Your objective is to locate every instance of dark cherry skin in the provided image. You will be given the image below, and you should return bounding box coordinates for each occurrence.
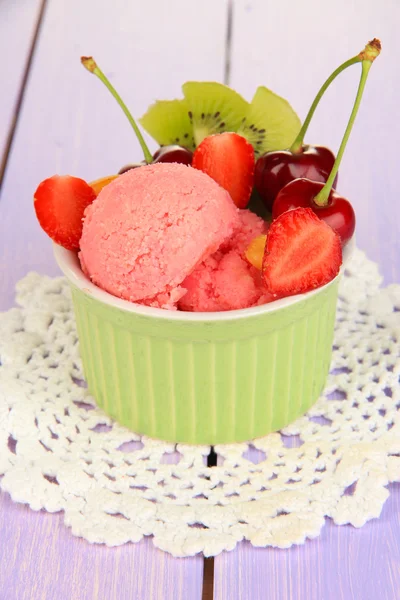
[118,161,145,174]
[272,178,355,246]
[255,145,338,211]
[119,145,193,174]
[153,145,193,165]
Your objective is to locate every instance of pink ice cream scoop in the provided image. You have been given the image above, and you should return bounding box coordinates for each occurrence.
[79,163,240,308]
[179,210,272,312]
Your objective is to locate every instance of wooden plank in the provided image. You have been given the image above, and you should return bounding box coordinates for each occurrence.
[0,0,44,179]
[0,0,230,597]
[214,1,400,598]
[214,487,400,600]
[229,0,400,283]
[0,491,204,600]
[0,0,230,310]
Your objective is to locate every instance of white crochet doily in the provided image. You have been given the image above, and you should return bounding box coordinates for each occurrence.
[0,248,399,558]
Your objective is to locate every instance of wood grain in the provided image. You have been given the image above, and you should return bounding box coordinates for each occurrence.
[0,0,230,597]
[1,0,399,598]
[228,0,400,284]
[0,0,44,175]
[0,0,230,309]
[0,491,204,600]
[214,1,400,598]
[214,485,400,600]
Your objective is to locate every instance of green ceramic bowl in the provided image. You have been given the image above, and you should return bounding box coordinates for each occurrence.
[54,242,352,445]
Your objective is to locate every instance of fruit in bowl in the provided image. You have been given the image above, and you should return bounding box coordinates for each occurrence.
[254,38,381,211]
[33,41,380,444]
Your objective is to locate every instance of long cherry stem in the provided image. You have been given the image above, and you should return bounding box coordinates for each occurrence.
[314,39,381,206]
[81,57,153,164]
[290,56,361,154]
[289,39,381,155]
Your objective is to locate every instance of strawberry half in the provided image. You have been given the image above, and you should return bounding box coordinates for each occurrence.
[263,207,342,298]
[192,132,255,208]
[34,175,97,250]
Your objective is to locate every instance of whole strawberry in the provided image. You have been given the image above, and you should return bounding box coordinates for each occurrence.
[192,132,255,208]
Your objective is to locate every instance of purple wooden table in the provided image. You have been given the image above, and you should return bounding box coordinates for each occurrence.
[0,1,399,598]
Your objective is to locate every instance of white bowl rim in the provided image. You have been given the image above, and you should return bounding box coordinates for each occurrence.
[54,237,354,322]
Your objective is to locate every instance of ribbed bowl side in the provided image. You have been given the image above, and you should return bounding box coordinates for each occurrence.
[70,278,339,445]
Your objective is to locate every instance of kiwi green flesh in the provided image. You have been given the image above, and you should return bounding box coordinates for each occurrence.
[182,81,249,146]
[139,99,195,151]
[237,86,301,158]
[140,83,301,157]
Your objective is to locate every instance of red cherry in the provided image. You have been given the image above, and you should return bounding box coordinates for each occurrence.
[270,39,382,246]
[253,41,384,212]
[255,145,338,211]
[272,178,355,246]
[119,145,193,174]
[153,145,193,165]
[118,161,146,174]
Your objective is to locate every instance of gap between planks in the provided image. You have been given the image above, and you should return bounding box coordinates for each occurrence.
[202,448,219,600]
[224,0,234,85]
[3,1,233,598]
[0,0,48,191]
[202,558,215,600]
[202,0,233,594]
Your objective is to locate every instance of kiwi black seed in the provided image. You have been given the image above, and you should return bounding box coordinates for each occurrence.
[140,99,195,151]
[140,83,301,157]
[182,81,249,147]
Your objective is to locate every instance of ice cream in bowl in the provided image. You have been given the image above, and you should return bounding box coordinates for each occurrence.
[34,42,380,444]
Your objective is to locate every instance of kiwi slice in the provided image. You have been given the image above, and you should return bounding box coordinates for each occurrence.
[237,86,301,158]
[182,82,249,146]
[139,99,195,150]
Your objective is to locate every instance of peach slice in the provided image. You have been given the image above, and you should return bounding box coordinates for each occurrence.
[245,234,267,270]
[90,175,118,196]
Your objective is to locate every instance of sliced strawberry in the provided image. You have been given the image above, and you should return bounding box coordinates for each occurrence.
[34,175,96,250]
[192,132,255,208]
[263,207,342,298]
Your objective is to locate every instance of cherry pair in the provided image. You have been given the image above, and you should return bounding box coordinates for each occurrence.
[255,39,381,245]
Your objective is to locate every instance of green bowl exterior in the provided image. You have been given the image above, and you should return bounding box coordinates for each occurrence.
[70,278,339,445]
